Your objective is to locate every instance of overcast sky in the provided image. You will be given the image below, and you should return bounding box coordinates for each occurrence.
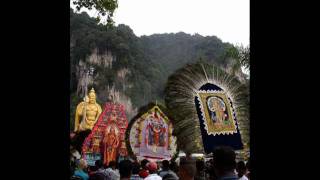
[71,0,249,46]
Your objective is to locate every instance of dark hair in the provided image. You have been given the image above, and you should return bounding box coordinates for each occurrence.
[132,162,141,174]
[90,165,98,172]
[179,157,196,177]
[246,159,250,170]
[169,161,179,173]
[237,161,246,171]
[108,161,117,168]
[162,160,170,169]
[95,160,103,169]
[141,159,149,168]
[237,161,247,177]
[213,146,236,172]
[196,159,205,172]
[89,172,107,180]
[119,160,133,178]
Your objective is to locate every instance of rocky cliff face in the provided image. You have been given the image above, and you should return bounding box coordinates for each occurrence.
[87,48,115,68]
[75,48,137,120]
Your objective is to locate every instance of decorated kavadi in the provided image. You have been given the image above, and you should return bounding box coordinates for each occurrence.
[165,63,249,154]
[82,102,129,166]
[126,104,177,161]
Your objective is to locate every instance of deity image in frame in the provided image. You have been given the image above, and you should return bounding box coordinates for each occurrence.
[197,91,237,135]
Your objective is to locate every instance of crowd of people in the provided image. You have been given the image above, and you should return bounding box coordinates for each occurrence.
[70,146,250,180]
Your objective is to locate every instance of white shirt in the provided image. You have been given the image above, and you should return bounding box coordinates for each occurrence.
[238,175,249,180]
[104,168,120,180]
[144,173,162,180]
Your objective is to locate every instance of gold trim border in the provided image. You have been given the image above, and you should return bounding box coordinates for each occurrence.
[196,90,238,136]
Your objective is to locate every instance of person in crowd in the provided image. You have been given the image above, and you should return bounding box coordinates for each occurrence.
[158,160,178,179]
[212,146,237,180]
[119,160,133,180]
[70,160,77,177]
[88,166,95,177]
[130,162,143,180]
[89,160,107,180]
[236,161,248,180]
[95,160,106,175]
[245,160,250,179]
[207,159,218,180]
[178,157,196,180]
[195,159,206,180]
[89,169,107,180]
[163,173,178,180]
[71,146,81,161]
[74,159,90,180]
[144,162,162,180]
[138,159,149,178]
[169,161,179,175]
[104,161,120,180]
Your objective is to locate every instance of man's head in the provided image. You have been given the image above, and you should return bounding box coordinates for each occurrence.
[95,160,103,169]
[119,160,132,178]
[108,161,117,170]
[236,161,247,177]
[213,146,236,177]
[169,161,178,173]
[141,159,149,169]
[146,161,158,174]
[196,159,205,172]
[162,160,170,170]
[132,162,141,175]
[178,157,196,180]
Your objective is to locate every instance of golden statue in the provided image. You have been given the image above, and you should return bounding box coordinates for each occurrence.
[103,126,119,165]
[74,88,102,132]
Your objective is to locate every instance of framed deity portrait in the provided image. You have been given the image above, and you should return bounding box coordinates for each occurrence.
[197,90,238,135]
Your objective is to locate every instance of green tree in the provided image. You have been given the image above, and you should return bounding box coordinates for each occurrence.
[237,45,250,71]
[72,0,118,25]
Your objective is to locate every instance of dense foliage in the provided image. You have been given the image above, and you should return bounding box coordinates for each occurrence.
[72,0,118,25]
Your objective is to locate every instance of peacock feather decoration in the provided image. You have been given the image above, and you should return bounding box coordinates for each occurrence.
[164,62,249,154]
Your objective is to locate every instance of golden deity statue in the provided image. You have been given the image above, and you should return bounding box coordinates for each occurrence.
[74,88,102,132]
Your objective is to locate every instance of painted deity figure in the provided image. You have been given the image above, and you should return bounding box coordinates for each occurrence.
[207,97,227,124]
[110,109,117,123]
[92,137,100,153]
[103,126,119,166]
[146,109,166,147]
[74,88,102,132]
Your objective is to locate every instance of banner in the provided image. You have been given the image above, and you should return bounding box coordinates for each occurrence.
[195,83,243,153]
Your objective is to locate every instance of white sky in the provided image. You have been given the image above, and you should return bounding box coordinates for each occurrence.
[71,0,249,46]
